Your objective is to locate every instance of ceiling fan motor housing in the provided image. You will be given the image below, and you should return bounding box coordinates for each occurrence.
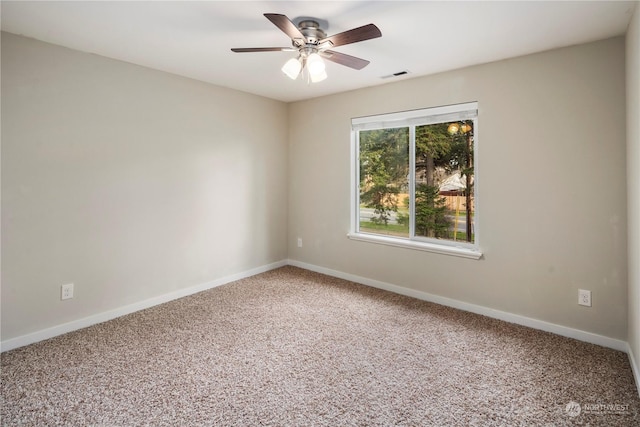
[295,20,326,47]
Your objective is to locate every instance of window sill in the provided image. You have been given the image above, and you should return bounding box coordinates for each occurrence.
[347,232,483,260]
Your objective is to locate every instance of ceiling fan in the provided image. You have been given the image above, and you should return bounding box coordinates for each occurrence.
[231,13,382,83]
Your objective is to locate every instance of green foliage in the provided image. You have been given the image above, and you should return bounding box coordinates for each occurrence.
[415,123,452,174]
[414,184,450,238]
[447,124,474,171]
[361,185,399,225]
[396,196,410,226]
[359,221,409,237]
[358,119,474,242]
[359,128,409,224]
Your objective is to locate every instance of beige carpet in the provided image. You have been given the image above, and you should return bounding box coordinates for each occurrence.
[1,266,639,426]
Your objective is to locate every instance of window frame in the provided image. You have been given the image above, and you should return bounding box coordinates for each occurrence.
[348,102,482,260]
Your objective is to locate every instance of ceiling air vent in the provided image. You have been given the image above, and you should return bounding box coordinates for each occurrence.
[381,70,410,79]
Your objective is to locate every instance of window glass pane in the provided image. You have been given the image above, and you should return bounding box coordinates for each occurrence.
[359,127,410,238]
[415,121,474,243]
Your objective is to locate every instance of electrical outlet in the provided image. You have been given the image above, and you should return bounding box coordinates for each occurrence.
[578,289,591,307]
[61,283,74,300]
[297,238,303,248]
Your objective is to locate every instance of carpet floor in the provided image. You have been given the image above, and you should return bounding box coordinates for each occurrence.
[1,266,639,426]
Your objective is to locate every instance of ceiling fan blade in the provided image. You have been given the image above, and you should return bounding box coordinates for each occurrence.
[264,13,306,46]
[319,24,381,48]
[320,50,370,70]
[231,47,296,53]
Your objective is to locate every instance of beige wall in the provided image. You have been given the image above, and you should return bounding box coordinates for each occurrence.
[627,4,640,387]
[0,30,633,352]
[1,33,289,341]
[288,37,628,340]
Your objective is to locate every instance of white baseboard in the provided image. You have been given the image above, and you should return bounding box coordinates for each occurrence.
[0,260,288,353]
[629,344,640,398]
[1,258,631,359]
[287,259,628,353]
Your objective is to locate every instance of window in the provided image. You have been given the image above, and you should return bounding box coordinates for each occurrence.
[349,102,481,259]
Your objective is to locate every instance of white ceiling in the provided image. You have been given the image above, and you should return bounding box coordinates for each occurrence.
[1,1,636,103]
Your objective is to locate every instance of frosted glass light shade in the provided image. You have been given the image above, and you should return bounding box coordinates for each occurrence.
[310,69,328,83]
[306,53,325,76]
[282,57,302,80]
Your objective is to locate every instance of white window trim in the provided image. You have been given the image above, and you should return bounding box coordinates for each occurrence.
[346,232,482,259]
[349,102,482,260]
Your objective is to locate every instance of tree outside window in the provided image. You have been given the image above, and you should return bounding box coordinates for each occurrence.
[355,103,477,248]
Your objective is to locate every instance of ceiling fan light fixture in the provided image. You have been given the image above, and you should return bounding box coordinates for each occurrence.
[306,52,326,76]
[232,13,382,85]
[310,69,328,83]
[282,57,302,79]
